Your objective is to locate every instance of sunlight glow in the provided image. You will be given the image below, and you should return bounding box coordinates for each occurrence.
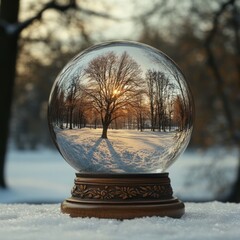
[113,89,121,96]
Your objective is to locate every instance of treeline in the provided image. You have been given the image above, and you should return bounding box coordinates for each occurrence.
[49,52,192,135]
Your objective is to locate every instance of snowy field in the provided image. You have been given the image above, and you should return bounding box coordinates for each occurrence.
[1,147,238,203]
[56,128,191,173]
[0,202,240,240]
[0,148,239,239]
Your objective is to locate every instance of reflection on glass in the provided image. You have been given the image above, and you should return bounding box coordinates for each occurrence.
[48,41,194,173]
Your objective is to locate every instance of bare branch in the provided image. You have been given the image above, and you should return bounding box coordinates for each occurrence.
[206,0,235,44]
[76,6,120,20]
[129,0,167,21]
[0,0,119,37]
[0,0,76,36]
[16,2,75,34]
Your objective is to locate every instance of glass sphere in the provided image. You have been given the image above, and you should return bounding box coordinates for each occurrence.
[48,41,194,173]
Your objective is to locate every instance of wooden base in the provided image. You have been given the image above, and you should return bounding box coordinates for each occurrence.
[61,173,185,219]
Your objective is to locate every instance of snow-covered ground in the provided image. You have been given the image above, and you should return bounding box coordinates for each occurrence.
[1,150,74,203]
[55,128,191,173]
[1,202,240,240]
[1,147,238,203]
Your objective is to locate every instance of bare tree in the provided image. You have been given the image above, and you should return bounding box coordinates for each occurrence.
[74,94,89,129]
[0,0,119,188]
[48,83,65,129]
[154,71,170,132]
[84,51,143,138]
[173,95,185,131]
[146,69,172,132]
[205,0,240,202]
[146,69,156,131]
[133,92,148,132]
[65,75,82,129]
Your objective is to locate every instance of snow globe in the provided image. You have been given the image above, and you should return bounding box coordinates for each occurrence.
[48,41,194,218]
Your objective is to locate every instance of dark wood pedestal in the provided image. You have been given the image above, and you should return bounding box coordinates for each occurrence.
[61,173,185,219]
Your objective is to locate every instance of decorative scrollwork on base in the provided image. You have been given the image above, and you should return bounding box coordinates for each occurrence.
[71,183,173,201]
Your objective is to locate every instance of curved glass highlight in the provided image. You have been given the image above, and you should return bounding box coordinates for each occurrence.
[48,41,194,173]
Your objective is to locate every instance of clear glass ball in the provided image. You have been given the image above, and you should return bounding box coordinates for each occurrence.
[48,41,194,173]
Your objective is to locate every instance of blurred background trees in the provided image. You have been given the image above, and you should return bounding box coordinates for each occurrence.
[0,0,240,201]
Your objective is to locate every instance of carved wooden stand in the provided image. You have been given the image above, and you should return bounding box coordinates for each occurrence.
[61,173,184,219]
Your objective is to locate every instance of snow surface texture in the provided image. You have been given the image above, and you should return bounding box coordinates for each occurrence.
[56,128,191,173]
[0,202,240,240]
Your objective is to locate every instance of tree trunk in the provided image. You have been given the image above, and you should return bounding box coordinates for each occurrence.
[101,111,111,138]
[0,0,20,188]
[150,106,154,131]
[69,108,73,129]
[66,108,69,128]
[226,150,240,202]
[101,125,108,138]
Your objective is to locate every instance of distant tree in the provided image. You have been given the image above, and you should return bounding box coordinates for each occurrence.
[154,71,169,132]
[48,82,65,129]
[133,92,148,132]
[204,0,240,202]
[65,75,82,129]
[146,69,156,131]
[84,51,143,138]
[146,69,173,132]
[173,95,185,131]
[74,94,88,129]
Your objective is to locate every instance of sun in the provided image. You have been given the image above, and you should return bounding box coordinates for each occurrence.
[113,89,121,96]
